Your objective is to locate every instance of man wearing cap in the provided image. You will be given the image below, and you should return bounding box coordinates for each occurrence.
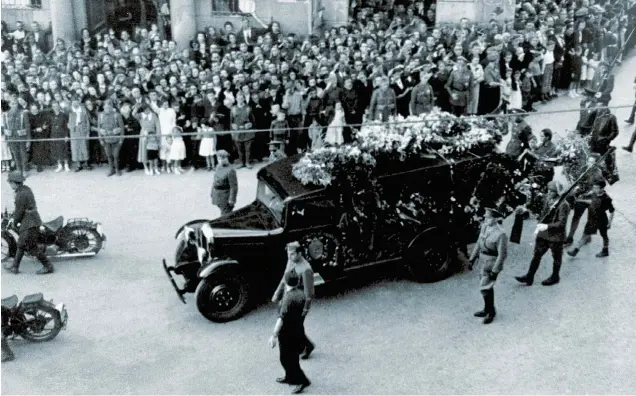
[369,76,397,122]
[272,242,316,361]
[516,181,570,286]
[445,56,472,116]
[269,269,311,394]
[4,171,54,275]
[211,150,238,216]
[410,64,435,116]
[468,207,508,324]
[97,99,125,176]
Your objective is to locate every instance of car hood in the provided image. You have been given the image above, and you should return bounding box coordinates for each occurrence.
[207,201,280,237]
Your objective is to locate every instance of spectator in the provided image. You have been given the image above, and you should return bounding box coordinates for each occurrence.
[67,97,90,171]
[49,101,70,173]
[97,99,125,176]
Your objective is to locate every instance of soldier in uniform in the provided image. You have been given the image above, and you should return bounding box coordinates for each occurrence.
[368,76,397,122]
[3,171,54,275]
[409,64,435,116]
[515,181,570,286]
[445,56,473,116]
[210,150,238,216]
[468,208,508,325]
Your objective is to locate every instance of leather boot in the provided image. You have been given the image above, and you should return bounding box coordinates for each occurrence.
[596,247,609,257]
[36,256,54,275]
[567,248,579,257]
[622,131,636,152]
[4,250,24,274]
[542,260,561,286]
[474,290,488,317]
[483,290,496,324]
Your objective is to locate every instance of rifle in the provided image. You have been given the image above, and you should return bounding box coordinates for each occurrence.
[509,147,614,244]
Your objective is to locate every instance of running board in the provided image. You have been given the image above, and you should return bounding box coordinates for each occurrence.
[50,252,98,259]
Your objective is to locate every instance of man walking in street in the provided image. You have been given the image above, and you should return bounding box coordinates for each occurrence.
[211,150,238,216]
[3,171,54,275]
[272,242,316,360]
[515,181,570,286]
[621,76,636,152]
[269,270,312,394]
[97,99,125,176]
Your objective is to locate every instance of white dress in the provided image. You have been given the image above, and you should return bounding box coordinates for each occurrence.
[157,108,176,160]
[198,128,216,157]
[1,135,12,161]
[509,87,523,110]
[169,137,186,160]
[324,109,345,146]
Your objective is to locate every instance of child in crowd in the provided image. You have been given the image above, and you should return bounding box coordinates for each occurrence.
[168,126,186,174]
[308,117,324,151]
[145,125,161,176]
[580,48,589,93]
[586,51,600,90]
[521,69,535,112]
[567,180,614,258]
[501,69,513,113]
[198,120,216,171]
[270,110,290,153]
[1,132,12,172]
[510,69,523,110]
[568,46,583,98]
[268,140,287,163]
[325,102,345,146]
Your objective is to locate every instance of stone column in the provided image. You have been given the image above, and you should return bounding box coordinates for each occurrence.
[170,0,197,49]
[50,0,77,45]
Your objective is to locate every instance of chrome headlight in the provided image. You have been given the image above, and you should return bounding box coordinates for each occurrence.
[199,223,215,246]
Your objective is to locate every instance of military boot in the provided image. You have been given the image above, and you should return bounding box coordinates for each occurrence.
[474,290,488,318]
[596,247,609,258]
[483,290,496,325]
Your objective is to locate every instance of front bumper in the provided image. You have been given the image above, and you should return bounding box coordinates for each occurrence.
[162,259,187,304]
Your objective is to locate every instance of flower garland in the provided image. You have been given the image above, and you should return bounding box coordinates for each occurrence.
[553,131,592,184]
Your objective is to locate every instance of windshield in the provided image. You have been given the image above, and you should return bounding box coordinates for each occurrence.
[257,179,285,222]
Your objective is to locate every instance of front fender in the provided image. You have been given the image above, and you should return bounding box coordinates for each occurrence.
[174,219,211,239]
[407,226,439,250]
[198,259,240,279]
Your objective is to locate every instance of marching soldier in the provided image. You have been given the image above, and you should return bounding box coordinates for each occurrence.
[3,171,54,275]
[516,181,570,286]
[210,150,238,216]
[468,208,508,325]
[445,56,473,116]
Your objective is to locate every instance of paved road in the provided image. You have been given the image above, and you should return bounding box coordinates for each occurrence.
[2,57,636,394]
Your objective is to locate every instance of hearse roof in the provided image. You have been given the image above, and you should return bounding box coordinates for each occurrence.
[258,153,493,199]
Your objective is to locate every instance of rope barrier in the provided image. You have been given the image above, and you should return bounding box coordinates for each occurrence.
[3,103,634,143]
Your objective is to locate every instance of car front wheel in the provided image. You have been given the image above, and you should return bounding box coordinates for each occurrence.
[195,270,251,323]
[406,231,457,283]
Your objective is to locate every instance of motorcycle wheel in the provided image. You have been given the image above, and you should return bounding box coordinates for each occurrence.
[1,231,17,263]
[19,301,62,342]
[64,226,103,254]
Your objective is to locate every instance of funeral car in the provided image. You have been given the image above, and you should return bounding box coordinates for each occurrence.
[162,153,521,322]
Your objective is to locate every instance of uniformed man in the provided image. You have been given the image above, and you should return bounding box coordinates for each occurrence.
[272,242,316,360]
[210,150,238,216]
[409,63,435,116]
[515,181,570,286]
[445,56,473,116]
[468,208,508,325]
[3,171,54,275]
[269,270,312,394]
[368,76,397,122]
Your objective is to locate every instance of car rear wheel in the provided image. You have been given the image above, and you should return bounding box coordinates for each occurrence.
[406,231,457,283]
[195,270,250,323]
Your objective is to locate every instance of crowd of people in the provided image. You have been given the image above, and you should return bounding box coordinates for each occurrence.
[1,0,636,177]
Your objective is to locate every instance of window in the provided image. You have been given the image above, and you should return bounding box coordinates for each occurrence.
[211,0,255,14]
[1,0,42,9]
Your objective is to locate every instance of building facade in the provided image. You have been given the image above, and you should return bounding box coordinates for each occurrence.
[1,0,350,49]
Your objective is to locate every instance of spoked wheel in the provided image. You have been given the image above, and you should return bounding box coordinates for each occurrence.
[195,270,250,323]
[20,303,62,342]
[64,227,103,254]
[1,231,17,263]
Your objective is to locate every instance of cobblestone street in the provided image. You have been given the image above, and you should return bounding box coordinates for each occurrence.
[2,56,636,395]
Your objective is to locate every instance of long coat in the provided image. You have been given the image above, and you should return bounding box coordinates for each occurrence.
[12,184,42,232]
[28,112,52,166]
[49,111,69,161]
[67,107,90,162]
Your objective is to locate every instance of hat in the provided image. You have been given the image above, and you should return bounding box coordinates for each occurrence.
[484,207,504,218]
[216,149,230,158]
[284,270,300,287]
[7,171,25,184]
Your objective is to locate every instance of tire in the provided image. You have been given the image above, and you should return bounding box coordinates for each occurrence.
[195,269,251,323]
[1,231,17,262]
[406,231,457,283]
[20,301,62,343]
[63,226,103,254]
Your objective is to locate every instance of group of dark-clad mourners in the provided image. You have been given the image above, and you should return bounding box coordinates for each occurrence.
[3,0,636,390]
